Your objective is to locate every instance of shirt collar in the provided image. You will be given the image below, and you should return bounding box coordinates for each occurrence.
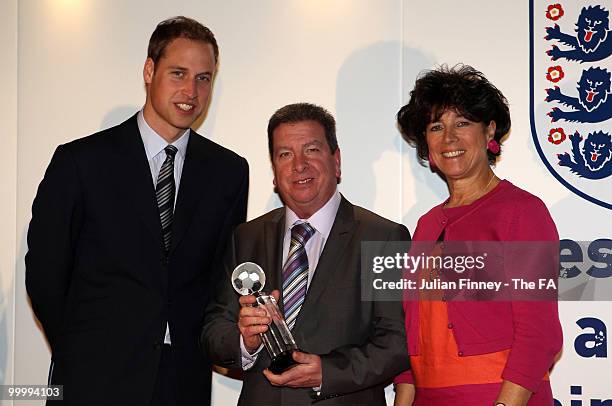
[284,189,341,239]
[137,109,190,160]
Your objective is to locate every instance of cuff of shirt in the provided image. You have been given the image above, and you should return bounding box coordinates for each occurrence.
[394,369,414,385]
[240,335,263,370]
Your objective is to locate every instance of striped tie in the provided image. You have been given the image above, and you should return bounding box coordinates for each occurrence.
[282,222,315,330]
[156,145,178,254]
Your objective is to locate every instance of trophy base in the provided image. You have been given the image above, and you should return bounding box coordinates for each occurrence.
[268,350,298,374]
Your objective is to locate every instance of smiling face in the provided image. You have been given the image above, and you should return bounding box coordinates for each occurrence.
[272,120,341,219]
[143,37,216,141]
[426,109,495,182]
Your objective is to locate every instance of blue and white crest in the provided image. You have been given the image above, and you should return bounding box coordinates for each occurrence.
[531,0,612,209]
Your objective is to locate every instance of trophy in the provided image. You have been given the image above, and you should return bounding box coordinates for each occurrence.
[231,262,300,374]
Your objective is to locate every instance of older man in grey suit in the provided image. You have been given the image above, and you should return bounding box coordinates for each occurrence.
[201,103,410,405]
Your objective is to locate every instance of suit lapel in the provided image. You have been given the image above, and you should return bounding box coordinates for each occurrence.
[292,196,356,330]
[170,133,206,254]
[115,115,163,247]
[264,211,285,297]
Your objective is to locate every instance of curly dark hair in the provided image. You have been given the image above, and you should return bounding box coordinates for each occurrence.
[267,103,338,158]
[148,16,219,65]
[397,64,510,165]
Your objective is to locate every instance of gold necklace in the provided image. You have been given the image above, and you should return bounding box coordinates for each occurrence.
[482,172,497,194]
[445,172,497,208]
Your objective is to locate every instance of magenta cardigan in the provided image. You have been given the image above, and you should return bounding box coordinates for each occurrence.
[396,180,563,393]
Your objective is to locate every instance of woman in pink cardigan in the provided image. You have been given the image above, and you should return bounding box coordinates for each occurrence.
[393,65,562,406]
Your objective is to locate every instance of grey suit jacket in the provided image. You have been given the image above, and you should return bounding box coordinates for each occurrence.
[201,196,410,405]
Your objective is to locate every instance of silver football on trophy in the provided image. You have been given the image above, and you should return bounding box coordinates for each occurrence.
[229,261,300,374]
[231,262,266,296]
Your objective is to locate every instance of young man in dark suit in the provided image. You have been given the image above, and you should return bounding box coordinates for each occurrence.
[25,16,249,406]
[202,103,410,405]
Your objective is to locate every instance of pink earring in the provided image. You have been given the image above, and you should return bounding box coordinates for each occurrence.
[428,152,437,170]
[487,139,500,154]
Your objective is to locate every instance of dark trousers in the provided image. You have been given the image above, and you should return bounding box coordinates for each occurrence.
[151,345,177,406]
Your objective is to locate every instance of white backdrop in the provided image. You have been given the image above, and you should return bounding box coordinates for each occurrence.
[1,1,610,405]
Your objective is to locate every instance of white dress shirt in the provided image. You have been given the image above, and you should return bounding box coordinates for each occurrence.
[240,190,342,369]
[137,110,190,344]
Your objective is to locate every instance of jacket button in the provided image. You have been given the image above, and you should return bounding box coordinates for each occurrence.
[154,341,162,350]
[458,350,464,356]
[441,219,447,225]
[447,323,453,329]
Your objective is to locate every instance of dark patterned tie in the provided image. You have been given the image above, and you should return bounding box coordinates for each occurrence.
[156,145,178,254]
[282,222,315,330]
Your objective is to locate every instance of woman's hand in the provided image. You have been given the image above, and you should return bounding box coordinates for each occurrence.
[494,380,532,406]
[393,383,415,406]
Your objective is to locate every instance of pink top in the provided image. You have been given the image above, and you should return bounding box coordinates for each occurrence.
[395,180,563,393]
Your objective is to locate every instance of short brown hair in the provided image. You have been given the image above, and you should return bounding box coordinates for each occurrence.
[398,64,510,166]
[267,103,338,158]
[147,16,219,65]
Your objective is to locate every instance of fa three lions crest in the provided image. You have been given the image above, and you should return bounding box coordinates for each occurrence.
[546,5,612,62]
[533,1,612,208]
[558,130,612,179]
[546,67,612,123]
